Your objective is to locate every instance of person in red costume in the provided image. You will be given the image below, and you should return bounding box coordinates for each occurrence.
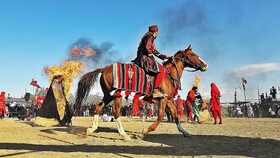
[36,96,46,109]
[210,83,222,124]
[129,95,143,118]
[185,86,198,123]
[0,91,7,119]
[132,25,172,99]
[175,95,184,120]
[148,102,154,118]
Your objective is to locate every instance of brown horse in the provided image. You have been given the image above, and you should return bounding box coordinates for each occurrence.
[74,45,208,140]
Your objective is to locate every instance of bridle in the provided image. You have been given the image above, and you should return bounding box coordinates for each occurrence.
[163,49,204,90]
[173,50,202,72]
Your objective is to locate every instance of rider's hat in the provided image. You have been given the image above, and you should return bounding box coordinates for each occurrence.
[149,25,158,32]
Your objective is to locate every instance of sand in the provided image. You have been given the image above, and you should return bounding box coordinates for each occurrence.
[0,116,279,158]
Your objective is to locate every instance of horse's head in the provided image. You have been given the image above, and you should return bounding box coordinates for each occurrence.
[174,45,208,72]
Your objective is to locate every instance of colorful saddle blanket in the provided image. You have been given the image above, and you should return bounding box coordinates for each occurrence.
[112,63,154,95]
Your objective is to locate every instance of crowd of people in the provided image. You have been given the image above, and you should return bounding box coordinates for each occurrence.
[96,84,279,123]
[0,81,224,125]
[0,83,279,124]
[0,91,46,120]
[90,82,224,125]
[1,84,278,123]
[215,85,279,118]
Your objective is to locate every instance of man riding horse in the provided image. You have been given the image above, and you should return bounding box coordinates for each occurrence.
[74,24,208,140]
[132,25,172,99]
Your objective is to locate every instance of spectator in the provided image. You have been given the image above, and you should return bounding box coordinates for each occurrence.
[247,104,254,118]
[193,92,202,124]
[128,95,143,120]
[85,107,89,116]
[0,92,7,119]
[175,95,184,120]
[185,86,197,123]
[210,83,222,124]
[270,86,277,100]
[260,93,265,104]
[148,103,155,118]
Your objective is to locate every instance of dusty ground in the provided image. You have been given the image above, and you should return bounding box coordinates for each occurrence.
[0,116,279,158]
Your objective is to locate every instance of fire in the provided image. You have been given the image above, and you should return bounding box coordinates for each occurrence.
[44,43,95,100]
[44,61,84,100]
[190,74,201,89]
[70,45,96,57]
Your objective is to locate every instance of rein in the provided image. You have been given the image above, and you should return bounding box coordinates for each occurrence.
[170,57,182,90]
[185,69,199,72]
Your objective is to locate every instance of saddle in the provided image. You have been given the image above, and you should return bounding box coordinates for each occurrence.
[112,62,180,100]
[112,62,154,96]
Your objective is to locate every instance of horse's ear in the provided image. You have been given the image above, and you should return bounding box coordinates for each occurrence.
[187,44,192,50]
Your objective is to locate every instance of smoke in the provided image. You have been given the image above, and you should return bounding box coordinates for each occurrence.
[156,1,245,63]
[156,1,226,57]
[68,38,125,68]
[158,2,209,47]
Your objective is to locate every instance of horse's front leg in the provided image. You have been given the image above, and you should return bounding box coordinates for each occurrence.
[166,100,191,138]
[86,101,105,135]
[113,96,131,141]
[142,98,166,134]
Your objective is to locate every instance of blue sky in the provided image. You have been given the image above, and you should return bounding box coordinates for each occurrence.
[0,0,280,102]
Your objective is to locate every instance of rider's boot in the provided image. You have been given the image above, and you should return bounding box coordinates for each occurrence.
[152,65,165,99]
[152,88,165,99]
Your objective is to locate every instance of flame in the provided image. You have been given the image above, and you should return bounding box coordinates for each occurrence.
[44,61,84,100]
[44,44,94,100]
[190,74,201,89]
[70,45,96,57]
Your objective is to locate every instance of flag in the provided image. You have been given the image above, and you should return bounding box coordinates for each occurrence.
[242,77,247,90]
[242,77,247,84]
[30,79,41,88]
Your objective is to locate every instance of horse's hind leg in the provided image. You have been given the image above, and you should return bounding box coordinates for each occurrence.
[113,96,131,141]
[166,99,191,138]
[87,95,113,135]
[87,101,105,135]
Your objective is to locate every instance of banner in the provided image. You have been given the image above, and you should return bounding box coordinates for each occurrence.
[30,79,41,88]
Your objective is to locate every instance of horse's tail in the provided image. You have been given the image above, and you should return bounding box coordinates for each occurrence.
[74,68,103,113]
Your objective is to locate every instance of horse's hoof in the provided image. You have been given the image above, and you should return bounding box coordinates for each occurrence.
[86,128,94,135]
[123,135,132,141]
[183,132,191,138]
[134,133,145,140]
[142,128,149,135]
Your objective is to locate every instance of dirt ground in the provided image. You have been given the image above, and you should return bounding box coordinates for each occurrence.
[0,116,279,158]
